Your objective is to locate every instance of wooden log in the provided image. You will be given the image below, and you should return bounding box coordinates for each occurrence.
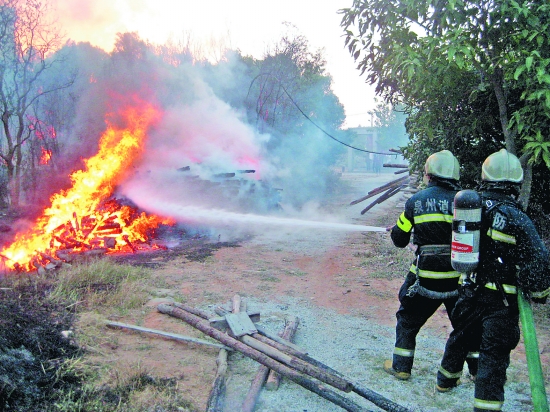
[206,294,242,411]
[349,176,409,205]
[241,363,270,412]
[242,317,292,412]
[169,303,410,411]
[238,335,351,392]
[351,383,411,412]
[156,304,371,412]
[394,169,409,175]
[106,321,231,350]
[206,348,228,412]
[265,316,299,391]
[255,324,306,354]
[173,302,214,320]
[383,163,408,168]
[361,185,404,215]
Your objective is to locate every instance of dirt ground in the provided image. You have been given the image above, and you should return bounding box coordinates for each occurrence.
[78,172,550,411]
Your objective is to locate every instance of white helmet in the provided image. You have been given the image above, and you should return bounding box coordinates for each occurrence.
[424,150,460,181]
[481,149,523,183]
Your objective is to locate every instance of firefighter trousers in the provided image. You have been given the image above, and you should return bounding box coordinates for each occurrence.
[391,271,458,373]
[438,291,520,411]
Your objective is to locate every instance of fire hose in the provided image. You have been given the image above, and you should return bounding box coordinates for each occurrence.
[518,291,549,412]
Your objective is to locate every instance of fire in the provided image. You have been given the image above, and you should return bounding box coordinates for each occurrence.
[1,103,174,272]
[40,147,52,165]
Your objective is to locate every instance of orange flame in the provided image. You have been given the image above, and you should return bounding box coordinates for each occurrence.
[1,103,174,272]
[39,147,52,165]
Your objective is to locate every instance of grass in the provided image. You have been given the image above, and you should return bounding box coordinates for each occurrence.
[0,257,203,412]
[358,232,411,279]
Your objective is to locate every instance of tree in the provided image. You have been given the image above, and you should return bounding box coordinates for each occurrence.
[0,0,73,207]
[371,100,408,152]
[340,0,550,207]
[241,26,346,206]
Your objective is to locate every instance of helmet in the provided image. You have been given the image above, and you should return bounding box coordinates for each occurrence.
[481,149,523,183]
[424,150,460,181]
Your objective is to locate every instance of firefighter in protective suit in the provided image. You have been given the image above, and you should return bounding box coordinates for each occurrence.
[436,149,550,411]
[384,150,470,380]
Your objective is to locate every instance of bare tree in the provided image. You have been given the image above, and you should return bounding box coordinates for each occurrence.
[0,0,73,207]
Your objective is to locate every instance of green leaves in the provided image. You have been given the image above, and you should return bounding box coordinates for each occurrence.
[524,131,550,169]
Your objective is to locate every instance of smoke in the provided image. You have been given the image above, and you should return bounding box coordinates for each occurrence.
[38,30,350,240]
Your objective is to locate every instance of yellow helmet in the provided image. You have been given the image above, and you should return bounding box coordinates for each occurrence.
[424,150,460,181]
[481,149,523,183]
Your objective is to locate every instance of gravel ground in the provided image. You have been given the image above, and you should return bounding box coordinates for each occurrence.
[141,172,546,412]
[209,296,536,412]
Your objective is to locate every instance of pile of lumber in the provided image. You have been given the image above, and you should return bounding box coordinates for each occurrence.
[350,150,420,215]
[108,294,411,412]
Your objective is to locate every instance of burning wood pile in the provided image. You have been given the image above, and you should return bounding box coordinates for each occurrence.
[0,104,175,274]
[1,198,173,274]
[108,294,411,412]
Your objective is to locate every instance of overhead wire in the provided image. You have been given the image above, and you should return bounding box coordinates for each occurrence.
[247,73,395,156]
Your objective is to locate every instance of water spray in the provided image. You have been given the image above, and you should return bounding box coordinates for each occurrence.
[144,201,388,233]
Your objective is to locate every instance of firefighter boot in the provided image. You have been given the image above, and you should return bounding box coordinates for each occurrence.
[383,360,411,380]
[435,379,461,393]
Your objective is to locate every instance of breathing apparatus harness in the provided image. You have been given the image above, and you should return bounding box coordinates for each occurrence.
[405,177,462,300]
[454,185,521,306]
[406,244,458,299]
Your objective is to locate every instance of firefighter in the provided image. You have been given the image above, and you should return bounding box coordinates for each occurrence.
[436,149,550,411]
[383,149,465,380]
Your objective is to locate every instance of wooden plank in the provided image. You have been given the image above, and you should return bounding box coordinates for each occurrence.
[209,311,261,329]
[225,312,258,337]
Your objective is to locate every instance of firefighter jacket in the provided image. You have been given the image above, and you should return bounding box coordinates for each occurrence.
[476,190,550,302]
[391,179,460,293]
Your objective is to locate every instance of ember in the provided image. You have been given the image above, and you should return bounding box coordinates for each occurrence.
[1,102,174,272]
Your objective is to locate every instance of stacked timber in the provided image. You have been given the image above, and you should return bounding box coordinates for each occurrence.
[155,296,411,412]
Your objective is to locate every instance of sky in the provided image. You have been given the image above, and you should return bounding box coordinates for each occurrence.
[52,0,378,128]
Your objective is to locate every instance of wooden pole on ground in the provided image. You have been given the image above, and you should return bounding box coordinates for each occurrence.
[350,176,409,206]
[241,319,294,412]
[206,349,228,412]
[165,302,411,412]
[157,304,369,412]
[360,185,405,215]
[105,321,231,351]
[265,316,299,390]
[206,295,244,412]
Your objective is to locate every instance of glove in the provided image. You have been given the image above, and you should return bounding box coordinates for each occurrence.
[531,296,548,304]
